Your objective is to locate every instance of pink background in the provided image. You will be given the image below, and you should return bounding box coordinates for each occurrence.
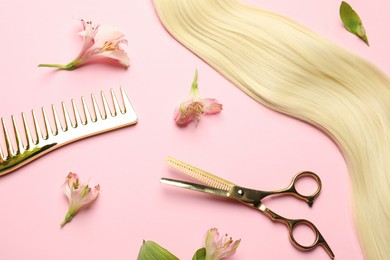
[0,0,388,259]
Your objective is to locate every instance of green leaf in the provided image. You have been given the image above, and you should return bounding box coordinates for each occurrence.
[137,240,179,260]
[339,1,369,46]
[192,248,206,260]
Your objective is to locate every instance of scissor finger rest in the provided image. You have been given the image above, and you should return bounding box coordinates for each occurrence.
[287,171,322,207]
[288,219,334,258]
[259,204,334,259]
[259,171,322,207]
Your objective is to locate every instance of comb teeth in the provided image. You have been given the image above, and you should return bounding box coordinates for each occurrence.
[166,157,233,191]
[0,87,137,176]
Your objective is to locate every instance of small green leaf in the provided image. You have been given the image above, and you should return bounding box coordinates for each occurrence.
[192,248,206,260]
[137,240,179,260]
[340,1,369,46]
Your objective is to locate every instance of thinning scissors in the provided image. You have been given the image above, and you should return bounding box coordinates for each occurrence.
[161,157,334,259]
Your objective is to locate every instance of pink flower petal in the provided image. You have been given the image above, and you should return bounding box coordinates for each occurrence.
[201,98,223,114]
[77,20,98,58]
[94,24,124,46]
[205,228,219,256]
[96,48,130,67]
[63,172,79,200]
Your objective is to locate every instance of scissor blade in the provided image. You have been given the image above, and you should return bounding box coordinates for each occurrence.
[160,178,230,198]
[166,157,235,191]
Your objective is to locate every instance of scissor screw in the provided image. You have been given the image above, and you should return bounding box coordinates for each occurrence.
[236,189,244,197]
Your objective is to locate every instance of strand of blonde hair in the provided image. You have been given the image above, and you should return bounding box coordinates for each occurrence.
[153,0,390,259]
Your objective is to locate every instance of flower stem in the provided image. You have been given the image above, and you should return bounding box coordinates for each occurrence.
[190,69,200,99]
[38,61,78,70]
[60,211,75,228]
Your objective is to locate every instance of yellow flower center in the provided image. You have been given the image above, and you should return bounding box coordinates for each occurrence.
[101,41,117,51]
[183,102,203,117]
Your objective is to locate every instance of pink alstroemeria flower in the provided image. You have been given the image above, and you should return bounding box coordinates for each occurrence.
[39,19,129,70]
[61,172,100,227]
[204,228,241,260]
[174,70,222,126]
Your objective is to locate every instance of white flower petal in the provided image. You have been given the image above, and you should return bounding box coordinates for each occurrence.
[96,49,130,67]
[94,24,125,47]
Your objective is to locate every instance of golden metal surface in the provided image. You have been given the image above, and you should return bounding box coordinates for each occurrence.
[162,157,334,259]
[0,87,137,176]
[166,156,235,191]
[258,204,334,258]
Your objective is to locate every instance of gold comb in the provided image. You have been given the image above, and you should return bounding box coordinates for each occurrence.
[166,156,234,191]
[0,87,137,176]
